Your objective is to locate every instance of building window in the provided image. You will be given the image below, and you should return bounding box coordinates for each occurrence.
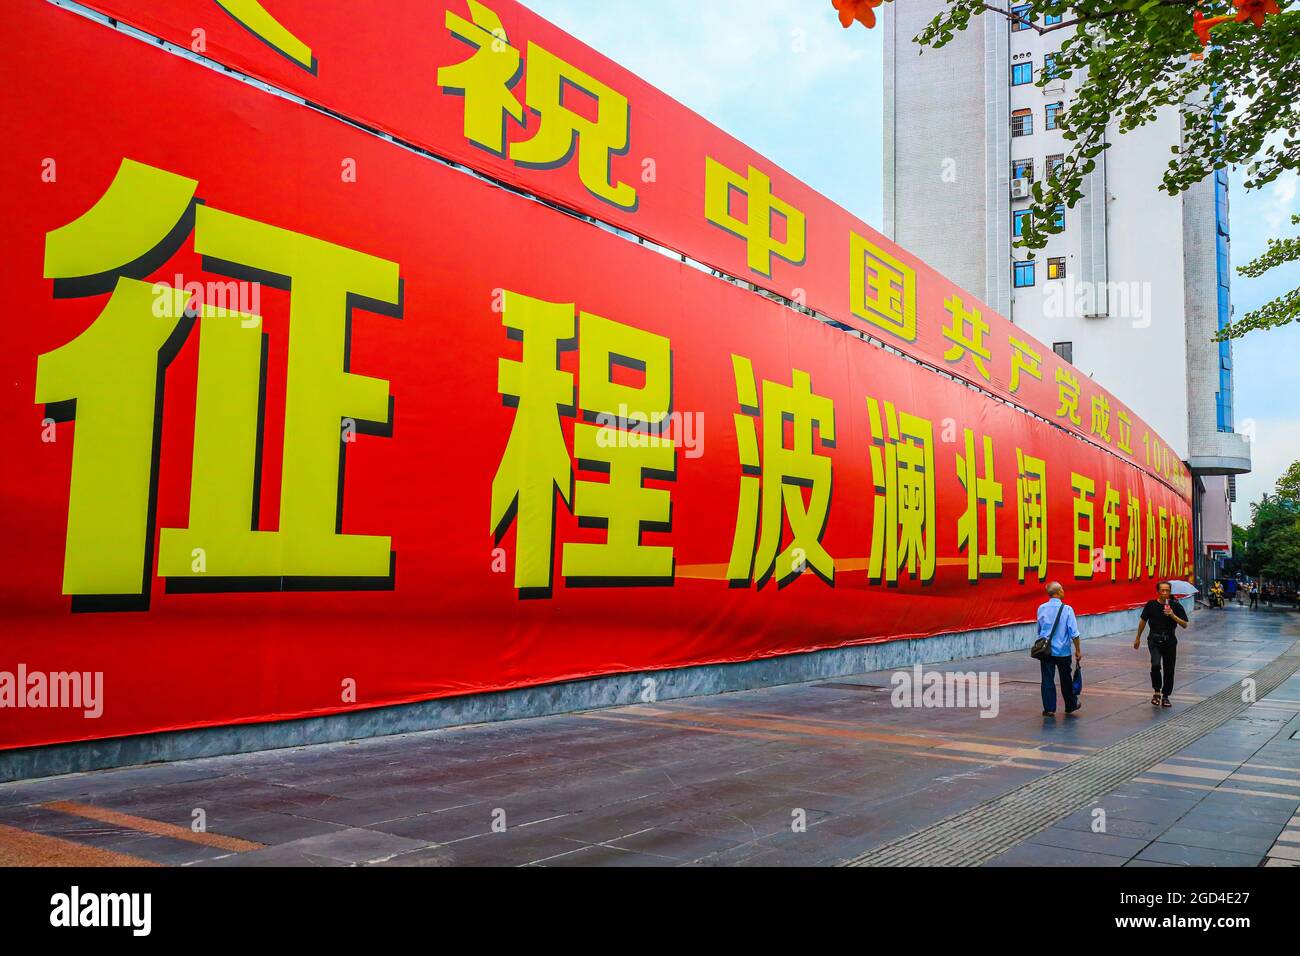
[1011,158,1034,182]
[1216,391,1233,432]
[1045,12,1063,26]
[1045,101,1064,130]
[1217,342,1234,432]
[1046,153,1065,179]
[1014,210,1032,237]
[1216,232,1230,282]
[1053,204,1066,228]
[1215,169,1230,223]
[1011,61,1033,86]
[1047,256,1066,279]
[1012,108,1033,137]
[1014,260,1036,288]
[1053,341,1073,363]
[1011,4,1033,31]
[1043,53,1058,80]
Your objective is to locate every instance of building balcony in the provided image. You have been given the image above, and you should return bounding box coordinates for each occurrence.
[1187,429,1252,476]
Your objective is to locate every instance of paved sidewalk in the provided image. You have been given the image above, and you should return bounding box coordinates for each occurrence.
[1,606,1297,866]
[988,609,1300,868]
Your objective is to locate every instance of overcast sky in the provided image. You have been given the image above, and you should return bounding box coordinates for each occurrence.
[528,0,1300,525]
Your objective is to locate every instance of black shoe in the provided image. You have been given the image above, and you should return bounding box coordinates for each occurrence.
[1042,710,1056,716]
[1065,706,1080,716]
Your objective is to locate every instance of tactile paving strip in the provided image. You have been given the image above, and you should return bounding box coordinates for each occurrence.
[842,642,1300,867]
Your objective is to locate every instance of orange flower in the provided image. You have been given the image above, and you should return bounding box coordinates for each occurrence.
[1233,0,1280,28]
[1193,10,1233,45]
[832,0,884,30]
[1192,0,1277,47]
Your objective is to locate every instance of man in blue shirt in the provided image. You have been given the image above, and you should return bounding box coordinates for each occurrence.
[1037,582,1081,716]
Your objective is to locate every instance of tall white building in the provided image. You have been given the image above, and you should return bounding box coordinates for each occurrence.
[882,3,1250,585]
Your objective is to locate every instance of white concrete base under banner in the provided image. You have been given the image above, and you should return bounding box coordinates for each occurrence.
[0,605,1179,782]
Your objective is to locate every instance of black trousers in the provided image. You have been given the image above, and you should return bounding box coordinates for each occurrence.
[1149,638,1177,697]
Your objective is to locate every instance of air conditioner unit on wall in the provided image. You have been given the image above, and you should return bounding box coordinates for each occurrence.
[1010,178,1031,199]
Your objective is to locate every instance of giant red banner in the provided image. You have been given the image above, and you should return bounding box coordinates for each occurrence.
[76,0,1193,497]
[1,1,1190,751]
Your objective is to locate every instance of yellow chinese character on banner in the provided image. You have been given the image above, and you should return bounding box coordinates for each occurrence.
[1071,473,1096,579]
[1090,395,1112,443]
[1178,515,1190,577]
[489,291,575,593]
[1009,337,1042,393]
[1181,515,1189,576]
[941,295,991,381]
[510,45,636,209]
[437,1,524,157]
[1015,450,1048,582]
[1167,513,1183,579]
[36,159,402,601]
[867,398,936,584]
[1145,501,1158,577]
[159,206,401,585]
[705,157,806,278]
[1055,368,1081,426]
[439,1,636,209]
[956,429,1003,581]
[1126,491,1142,579]
[1181,515,1190,576]
[490,295,677,592]
[727,357,835,587]
[1179,511,1190,570]
[1116,410,1134,455]
[1101,482,1121,580]
[1180,515,1190,574]
[562,314,675,583]
[849,232,916,341]
[1158,505,1169,578]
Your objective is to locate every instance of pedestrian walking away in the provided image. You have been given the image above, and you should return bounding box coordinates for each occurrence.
[1134,581,1189,708]
[1037,582,1081,717]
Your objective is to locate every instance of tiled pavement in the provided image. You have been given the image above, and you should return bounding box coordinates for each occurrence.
[987,624,1300,868]
[1,605,1298,867]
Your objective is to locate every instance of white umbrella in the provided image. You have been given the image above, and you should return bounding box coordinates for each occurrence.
[1166,580,1198,599]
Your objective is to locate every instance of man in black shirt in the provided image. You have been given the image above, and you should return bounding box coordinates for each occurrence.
[1134,581,1189,707]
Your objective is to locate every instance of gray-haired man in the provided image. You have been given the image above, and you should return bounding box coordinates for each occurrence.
[1037,582,1081,717]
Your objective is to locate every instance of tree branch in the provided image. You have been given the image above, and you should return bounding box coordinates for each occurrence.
[974,0,1198,37]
